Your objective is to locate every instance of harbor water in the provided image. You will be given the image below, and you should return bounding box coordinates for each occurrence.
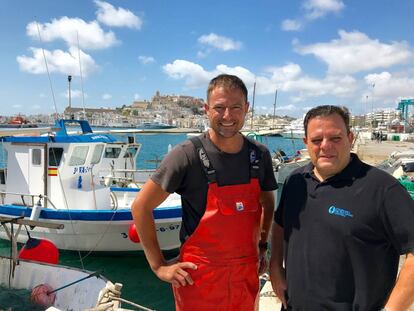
[0,132,304,310]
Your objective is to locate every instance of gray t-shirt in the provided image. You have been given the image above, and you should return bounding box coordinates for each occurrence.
[151,132,277,242]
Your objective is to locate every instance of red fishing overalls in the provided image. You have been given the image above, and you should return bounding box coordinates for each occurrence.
[173,137,262,311]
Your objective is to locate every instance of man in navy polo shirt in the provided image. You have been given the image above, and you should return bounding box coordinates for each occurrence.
[270,105,414,310]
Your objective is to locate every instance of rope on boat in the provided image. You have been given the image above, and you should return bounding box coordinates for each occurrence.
[111,297,156,311]
[84,281,156,311]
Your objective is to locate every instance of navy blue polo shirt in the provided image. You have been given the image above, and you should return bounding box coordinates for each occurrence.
[275,154,414,310]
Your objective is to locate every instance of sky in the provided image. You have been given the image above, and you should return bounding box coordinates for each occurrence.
[1,0,414,117]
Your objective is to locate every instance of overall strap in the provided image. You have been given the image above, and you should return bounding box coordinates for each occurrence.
[246,138,262,179]
[190,136,217,183]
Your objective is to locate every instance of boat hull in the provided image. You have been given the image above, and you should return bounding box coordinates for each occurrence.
[0,205,181,251]
[0,256,108,310]
[280,131,304,139]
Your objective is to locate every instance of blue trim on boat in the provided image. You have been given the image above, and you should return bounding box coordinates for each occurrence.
[2,134,118,143]
[110,187,140,192]
[0,205,181,221]
[55,119,93,136]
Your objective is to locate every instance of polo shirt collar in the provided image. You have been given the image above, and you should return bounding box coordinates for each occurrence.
[302,153,362,182]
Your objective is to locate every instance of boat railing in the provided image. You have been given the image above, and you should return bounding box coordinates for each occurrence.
[0,192,57,209]
[102,175,144,189]
[101,168,153,185]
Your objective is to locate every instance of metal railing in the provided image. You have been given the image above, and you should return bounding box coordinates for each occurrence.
[0,192,57,209]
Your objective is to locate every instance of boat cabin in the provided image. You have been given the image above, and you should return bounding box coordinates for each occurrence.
[0,120,118,210]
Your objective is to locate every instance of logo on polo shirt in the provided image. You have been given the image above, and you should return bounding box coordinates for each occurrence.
[236,202,244,211]
[328,205,353,218]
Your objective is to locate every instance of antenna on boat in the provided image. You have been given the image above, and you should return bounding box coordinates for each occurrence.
[250,79,256,129]
[68,75,72,108]
[77,31,87,121]
[272,89,278,129]
[35,20,59,121]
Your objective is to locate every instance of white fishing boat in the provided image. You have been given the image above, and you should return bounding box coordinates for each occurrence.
[96,130,156,187]
[280,117,305,140]
[0,216,152,311]
[0,119,181,252]
[376,149,414,199]
[377,150,414,179]
[280,129,305,140]
[1,255,109,310]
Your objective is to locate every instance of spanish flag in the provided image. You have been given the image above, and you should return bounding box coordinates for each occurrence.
[48,167,58,176]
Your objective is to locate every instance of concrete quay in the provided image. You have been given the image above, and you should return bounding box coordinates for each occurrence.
[354,138,414,165]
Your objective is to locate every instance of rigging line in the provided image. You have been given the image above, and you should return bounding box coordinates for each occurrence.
[77,31,87,121]
[55,159,85,270]
[35,21,59,121]
[78,202,119,261]
[8,222,13,287]
[90,164,97,210]
[56,149,118,261]
[51,146,101,264]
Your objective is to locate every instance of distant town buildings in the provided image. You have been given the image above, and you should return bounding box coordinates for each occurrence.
[351,108,408,132]
[3,92,413,133]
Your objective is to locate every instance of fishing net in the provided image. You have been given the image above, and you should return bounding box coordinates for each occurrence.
[0,285,44,311]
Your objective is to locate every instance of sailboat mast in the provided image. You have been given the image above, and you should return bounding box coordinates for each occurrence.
[250,81,256,129]
[272,89,278,129]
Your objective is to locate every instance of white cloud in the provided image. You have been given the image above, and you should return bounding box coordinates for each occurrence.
[134,93,140,100]
[26,17,118,50]
[281,0,344,32]
[303,0,345,20]
[12,104,22,109]
[102,93,112,100]
[162,60,357,101]
[266,63,302,81]
[163,60,213,88]
[363,71,414,103]
[95,0,142,29]
[16,47,99,76]
[281,19,302,31]
[163,60,257,92]
[138,55,155,64]
[295,30,413,74]
[198,33,242,51]
[31,105,42,110]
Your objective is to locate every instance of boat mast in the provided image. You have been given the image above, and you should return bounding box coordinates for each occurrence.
[272,89,278,129]
[77,32,87,121]
[250,80,256,129]
[68,75,72,109]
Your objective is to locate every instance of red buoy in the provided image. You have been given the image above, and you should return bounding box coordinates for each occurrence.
[128,223,140,243]
[31,284,56,307]
[18,238,59,264]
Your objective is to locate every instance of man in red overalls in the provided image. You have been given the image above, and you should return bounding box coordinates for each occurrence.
[132,74,277,310]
